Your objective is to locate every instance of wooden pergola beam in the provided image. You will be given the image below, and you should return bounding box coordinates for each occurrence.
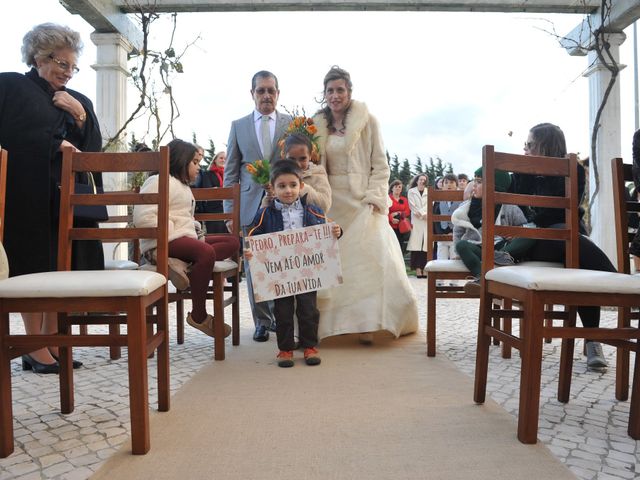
[114,0,599,14]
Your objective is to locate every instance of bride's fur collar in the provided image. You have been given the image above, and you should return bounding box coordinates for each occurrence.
[315,100,370,156]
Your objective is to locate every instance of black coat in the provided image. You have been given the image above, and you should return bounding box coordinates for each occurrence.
[194,169,227,233]
[0,69,103,276]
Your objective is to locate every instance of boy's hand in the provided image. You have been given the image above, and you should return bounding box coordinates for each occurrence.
[332,224,342,238]
[243,248,253,260]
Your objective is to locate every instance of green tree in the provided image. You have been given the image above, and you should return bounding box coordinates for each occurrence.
[414,156,425,176]
[399,159,412,187]
[389,153,400,182]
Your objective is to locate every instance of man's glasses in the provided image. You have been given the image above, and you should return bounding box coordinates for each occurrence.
[49,55,79,74]
[254,88,277,95]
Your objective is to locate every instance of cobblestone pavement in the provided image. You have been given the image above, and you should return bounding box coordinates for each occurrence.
[0,278,638,479]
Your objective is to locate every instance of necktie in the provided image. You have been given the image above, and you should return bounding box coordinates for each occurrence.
[261,115,272,159]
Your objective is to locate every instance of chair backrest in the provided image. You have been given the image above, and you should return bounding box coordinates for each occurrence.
[425,187,465,261]
[611,157,639,274]
[480,145,580,279]
[192,183,241,240]
[58,147,170,276]
[0,149,7,242]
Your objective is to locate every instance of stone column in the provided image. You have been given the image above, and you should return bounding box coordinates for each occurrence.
[584,32,626,266]
[91,32,133,262]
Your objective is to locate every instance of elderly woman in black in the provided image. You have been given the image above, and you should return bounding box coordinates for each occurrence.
[0,23,103,373]
[515,122,614,371]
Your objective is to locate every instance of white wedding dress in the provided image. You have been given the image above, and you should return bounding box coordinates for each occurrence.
[317,135,419,339]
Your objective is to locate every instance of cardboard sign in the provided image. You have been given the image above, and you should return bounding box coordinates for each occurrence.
[246,223,343,302]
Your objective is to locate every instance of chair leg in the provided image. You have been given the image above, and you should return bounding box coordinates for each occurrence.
[501,298,512,359]
[156,296,170,413]
[473,292,493,404]
[616,307,630,402]
[627,341,640,439]
[557,307,576,403]
[176,299,184,345]
[544,305,553,343]
[126,300,150,455]
[231,274,240,346]
[213,273,225,361]
[426,276,436,357]
[109,323,122,360]
[57,313,74,414]
[0,312,14,457]
[517,298,544,444]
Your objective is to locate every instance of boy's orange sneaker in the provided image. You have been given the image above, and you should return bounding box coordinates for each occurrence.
[276,350,294,368]
[303,347,321,366]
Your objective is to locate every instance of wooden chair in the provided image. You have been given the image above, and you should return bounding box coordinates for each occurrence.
[170,184,241,360]
[473,145,640,444]
[0,147,170,456]
[611,157,640,402]
[424,188,473,357]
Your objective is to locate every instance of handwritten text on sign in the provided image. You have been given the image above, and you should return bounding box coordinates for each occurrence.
[247,223,343,302]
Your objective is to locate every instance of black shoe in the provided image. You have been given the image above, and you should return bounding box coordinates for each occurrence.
[268,322,277,333]
[21,355,59,374]
[253,325,269,342]
[51,354,83,369]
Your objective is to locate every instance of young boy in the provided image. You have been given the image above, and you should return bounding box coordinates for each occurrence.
[452,167,536,295]
[435,173,461,260]
[246,160,341,367]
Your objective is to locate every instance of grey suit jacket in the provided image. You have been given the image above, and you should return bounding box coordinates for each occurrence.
[223,110,291,227]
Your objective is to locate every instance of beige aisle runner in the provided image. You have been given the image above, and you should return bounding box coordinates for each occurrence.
[92,331,575,480]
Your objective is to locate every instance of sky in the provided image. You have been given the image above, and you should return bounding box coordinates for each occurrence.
[1,1,638,178]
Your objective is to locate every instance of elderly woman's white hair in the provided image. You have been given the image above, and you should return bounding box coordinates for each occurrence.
[21,23,83,67]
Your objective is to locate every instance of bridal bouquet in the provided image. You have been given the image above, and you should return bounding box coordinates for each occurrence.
[246,159,271,185]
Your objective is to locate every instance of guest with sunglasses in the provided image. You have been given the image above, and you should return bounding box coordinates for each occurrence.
[512,123,614,371]
[0,23,103,373]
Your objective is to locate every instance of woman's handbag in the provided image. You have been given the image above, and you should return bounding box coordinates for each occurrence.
[398,217,412,234]
[55,172,109,223]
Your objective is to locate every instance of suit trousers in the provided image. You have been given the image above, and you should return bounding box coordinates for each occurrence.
[273,291,319,352]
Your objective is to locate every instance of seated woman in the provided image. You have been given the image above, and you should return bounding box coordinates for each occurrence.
[514,122,615,371]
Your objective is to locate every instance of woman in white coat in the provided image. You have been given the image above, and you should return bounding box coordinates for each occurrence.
[313,66,418,344]
[406,174,429,278]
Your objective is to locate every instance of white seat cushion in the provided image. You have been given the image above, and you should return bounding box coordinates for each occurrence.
[425,259,562,274]
[425,259,469,273]
[104,259,139,270]
[486,266,640,294]
[0,270,166,298]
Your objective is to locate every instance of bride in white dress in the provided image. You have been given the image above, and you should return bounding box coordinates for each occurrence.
[313,66,418,342]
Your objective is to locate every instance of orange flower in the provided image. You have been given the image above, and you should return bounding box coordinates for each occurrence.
[306,117,314,126]
[246,164,257,175]
[255,159,263,168]
[294,117,305,127]
[306,125,317,135]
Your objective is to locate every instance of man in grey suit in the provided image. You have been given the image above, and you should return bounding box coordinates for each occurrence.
[223,70,291,342]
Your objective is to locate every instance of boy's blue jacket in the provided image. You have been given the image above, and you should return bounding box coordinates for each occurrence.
[249,196,326,235]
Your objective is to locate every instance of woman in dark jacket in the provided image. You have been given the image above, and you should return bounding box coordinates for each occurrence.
[515,122,614,371]
[194,149,227,233]
[0,23,103,373]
